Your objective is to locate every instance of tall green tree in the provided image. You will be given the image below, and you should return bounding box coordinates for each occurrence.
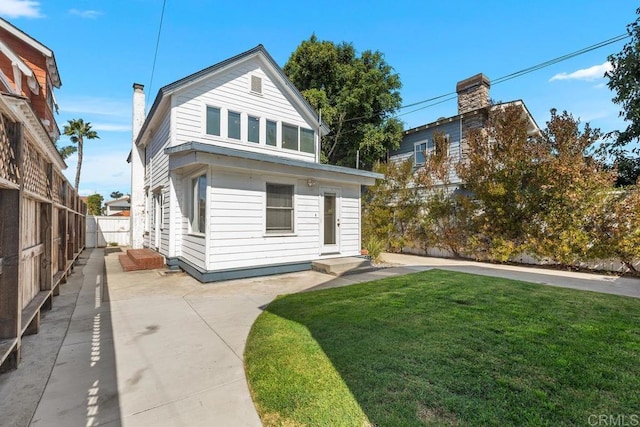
[606,7,640,149]
[59,119,100,190]
[86,193,103,216]
[284,35,403,169]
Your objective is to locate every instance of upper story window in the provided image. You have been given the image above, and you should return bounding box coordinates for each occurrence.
[266,120,277,146]
[228,111,241,140]
[282,123,315,154]
[203,106,315,155]
[414,134,449,165]
[300,128,314,154]
[282,123,298,151]
[206,107,221,136]
[248,116,260,143]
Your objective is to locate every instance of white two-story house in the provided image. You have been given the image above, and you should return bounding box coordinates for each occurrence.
[129,45,381,282]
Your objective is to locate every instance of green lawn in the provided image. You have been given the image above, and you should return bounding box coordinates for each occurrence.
[244,270,640,426]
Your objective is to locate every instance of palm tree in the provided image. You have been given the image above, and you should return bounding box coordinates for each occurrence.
[60,119,100,190]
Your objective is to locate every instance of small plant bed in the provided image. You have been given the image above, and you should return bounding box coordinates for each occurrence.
[244,270,640,426]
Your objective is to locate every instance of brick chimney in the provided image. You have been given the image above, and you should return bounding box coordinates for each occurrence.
[130,83,146,249]
[456,73,490,114]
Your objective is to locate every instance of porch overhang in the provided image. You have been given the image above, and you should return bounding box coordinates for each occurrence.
[165,142,384,186]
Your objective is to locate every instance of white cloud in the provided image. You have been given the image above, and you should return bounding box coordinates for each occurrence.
[550,62,612,82]
[63,151,131,200]
[59,96,129,118]
[68,9,102,19]
[92,123,131,132]
[0,0,43,18]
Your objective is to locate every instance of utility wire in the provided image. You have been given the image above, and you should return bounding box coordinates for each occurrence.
[393,33,630,118]
[147,0,167,110]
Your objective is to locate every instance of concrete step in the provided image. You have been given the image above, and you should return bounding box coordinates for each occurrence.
[126,249,164,270]
[312,257,373,276]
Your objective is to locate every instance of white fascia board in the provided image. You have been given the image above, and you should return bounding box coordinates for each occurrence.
[3,95,66,170]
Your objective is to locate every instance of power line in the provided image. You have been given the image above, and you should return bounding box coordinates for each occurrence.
[396,33,630,117]
[147,0,167,109]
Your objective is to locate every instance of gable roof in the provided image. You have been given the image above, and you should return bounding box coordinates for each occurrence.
[0,18,61,87]
[403,99,540,136]
[136,44,330,147]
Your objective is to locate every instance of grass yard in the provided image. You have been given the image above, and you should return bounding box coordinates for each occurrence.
[244,270,640,427]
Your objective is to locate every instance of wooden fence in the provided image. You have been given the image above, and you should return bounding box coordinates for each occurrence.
[0,112,85,372]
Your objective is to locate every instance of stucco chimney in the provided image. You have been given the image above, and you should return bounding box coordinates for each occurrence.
[132,83,145,141]
[130,83,146,249]
[456,73,490,115]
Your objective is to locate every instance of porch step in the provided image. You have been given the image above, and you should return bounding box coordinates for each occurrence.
[312,257,374,276]
[118,249,165,272]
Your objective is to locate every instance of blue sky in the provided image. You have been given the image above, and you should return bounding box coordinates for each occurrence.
[1,0,636,199]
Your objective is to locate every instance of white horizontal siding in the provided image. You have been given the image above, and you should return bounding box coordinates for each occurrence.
[147,112,171,256]
[337,185,361,255]
[172,57,317,162]
[182,234,206,268]
[206,171,323,271]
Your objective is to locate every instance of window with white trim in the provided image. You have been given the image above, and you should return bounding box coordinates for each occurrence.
[282,123,315,154]
[190,174,207,234]
[266,120,277,146]
[228,111,241,140]
[266,183,294,233]
[248,116,260,143]
[206,106,220,136]
[414,134,449,165]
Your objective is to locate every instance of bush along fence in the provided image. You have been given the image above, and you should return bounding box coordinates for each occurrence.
[363,107,640,275]
[0,107,86,372]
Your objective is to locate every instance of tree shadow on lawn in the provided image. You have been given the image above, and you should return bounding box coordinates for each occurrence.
[262,270,640,426]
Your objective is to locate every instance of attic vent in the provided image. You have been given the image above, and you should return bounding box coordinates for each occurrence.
[250,75,262,94]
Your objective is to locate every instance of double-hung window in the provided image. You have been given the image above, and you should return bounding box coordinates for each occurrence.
[190,174,207,234]
[266,183,294,233]
[206,107,220,136]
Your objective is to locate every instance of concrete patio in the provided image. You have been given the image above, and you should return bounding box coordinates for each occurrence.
[0,248,638,426]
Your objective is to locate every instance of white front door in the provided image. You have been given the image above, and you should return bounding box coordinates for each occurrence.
[321,188,340,254]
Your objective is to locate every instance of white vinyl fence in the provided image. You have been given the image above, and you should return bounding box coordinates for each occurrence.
[86,216,130,248]
[404,246,640,274]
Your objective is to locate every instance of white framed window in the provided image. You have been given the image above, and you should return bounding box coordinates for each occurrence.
[282,123,298,151]
[266,183,294,234]
[414,142,428,165]
[190,173,207,235]
[206,106,221,136]
[282,123,315,154]
[228,111,241,140]
[414,134,449,165]
[248,116,260,143]
[266,120,277,146]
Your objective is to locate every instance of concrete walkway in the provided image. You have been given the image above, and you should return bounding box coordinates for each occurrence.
[1,249,638,426]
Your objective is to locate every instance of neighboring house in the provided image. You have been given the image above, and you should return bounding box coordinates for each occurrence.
[0,18,85,370]
[129,45,382,282]
[389,73,539,189]
[105,196,131,216]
